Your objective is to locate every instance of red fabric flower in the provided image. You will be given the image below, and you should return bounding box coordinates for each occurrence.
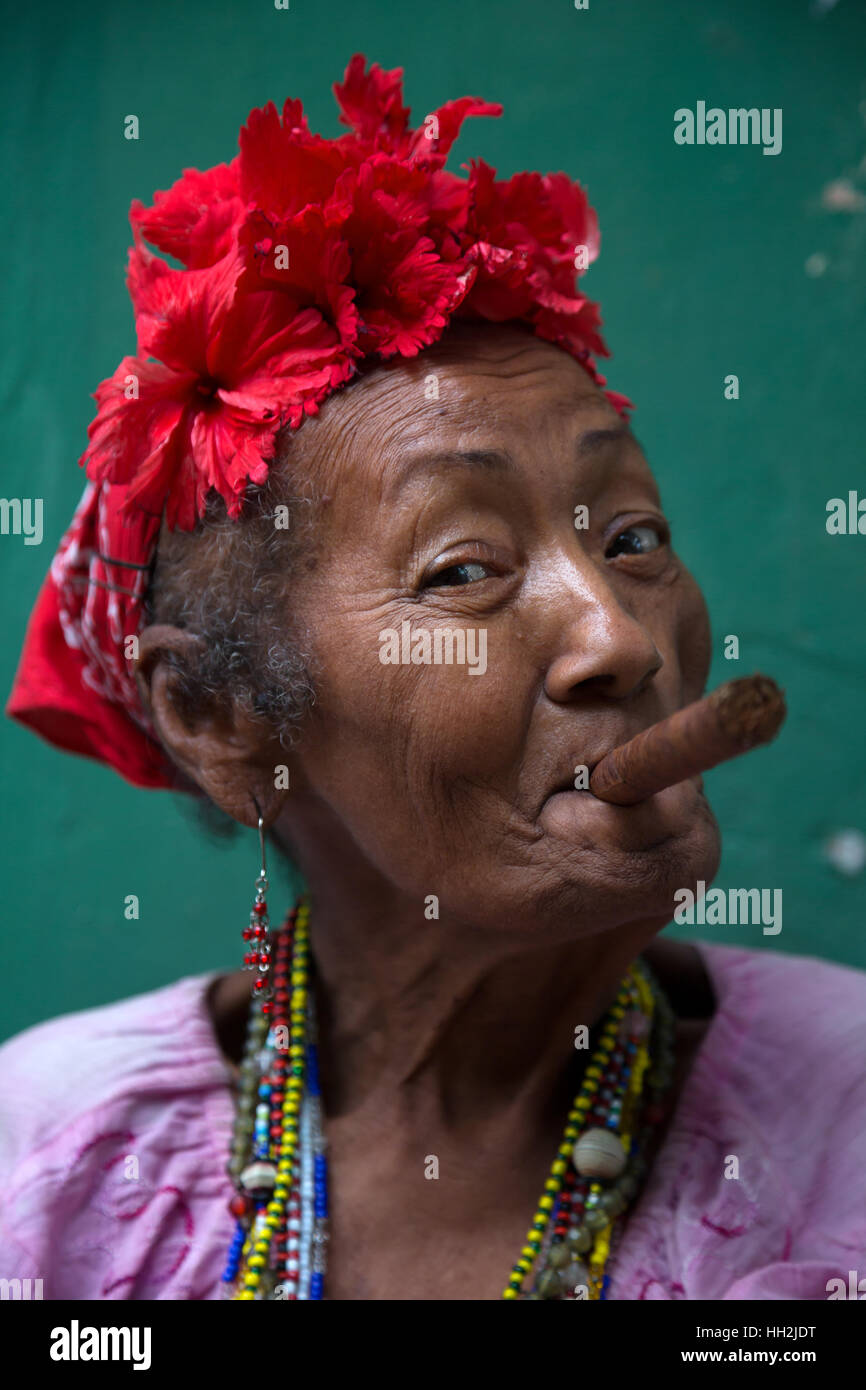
[332,53,502,170]
[458,161,604,348]
[6,53,634,792]
[130,161,244,270]
[86,245,353,529]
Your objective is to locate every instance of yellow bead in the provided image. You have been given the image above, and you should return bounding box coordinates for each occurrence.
[515,1258,532,1274]
[245,1272,261,1286]
[237,1290,255,1301]
[502,1288,518,1299]
[539,1196,554,1211]
[551,1159,567,1176]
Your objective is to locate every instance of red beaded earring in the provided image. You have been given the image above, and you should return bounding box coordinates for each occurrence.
[242,802,273,1020]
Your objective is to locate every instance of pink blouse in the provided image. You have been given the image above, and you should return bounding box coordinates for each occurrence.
[1,941,864,1300]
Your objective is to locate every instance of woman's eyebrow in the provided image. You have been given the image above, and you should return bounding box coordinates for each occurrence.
[576,425,631,455]
[386,447,514,497]
[388,426,630,497]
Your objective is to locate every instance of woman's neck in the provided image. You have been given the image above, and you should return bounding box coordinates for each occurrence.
[307,895,656,1134]
[212,890,715,1146]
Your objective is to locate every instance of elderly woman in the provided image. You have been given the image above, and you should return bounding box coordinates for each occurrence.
[2,55,864,1303]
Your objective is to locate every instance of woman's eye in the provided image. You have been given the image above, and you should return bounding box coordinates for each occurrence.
[427,561,492,587]
[606,524,663,558]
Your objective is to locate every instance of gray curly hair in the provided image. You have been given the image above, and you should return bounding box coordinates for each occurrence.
[141,431,323,840]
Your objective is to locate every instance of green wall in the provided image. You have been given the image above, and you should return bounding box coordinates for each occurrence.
[2,0,865,1043]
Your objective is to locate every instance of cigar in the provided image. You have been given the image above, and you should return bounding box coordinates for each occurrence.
[589,674,786,806]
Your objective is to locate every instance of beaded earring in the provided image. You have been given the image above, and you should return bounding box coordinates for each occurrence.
[244,810,273,1015]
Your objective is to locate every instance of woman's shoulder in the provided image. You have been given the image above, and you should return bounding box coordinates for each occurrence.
[697,937,866,1044]
[689,938,866,1130]
[612,941,866,1300]
[0,974,236,1299]
[0,972,229,1177]
[647,934,866,1043]
[648,936,866,1133]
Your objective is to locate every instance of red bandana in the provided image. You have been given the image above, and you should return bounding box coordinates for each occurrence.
[6,54,632,791]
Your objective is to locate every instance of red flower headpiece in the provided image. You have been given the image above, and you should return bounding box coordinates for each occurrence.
[6,54,632,791]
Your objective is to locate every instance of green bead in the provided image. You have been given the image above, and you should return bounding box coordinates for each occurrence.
[599,1189,626,1218]
[567,1225,592,1254]
[538,1268,562,1299]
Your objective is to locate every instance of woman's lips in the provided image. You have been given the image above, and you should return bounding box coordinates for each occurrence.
[540,763,706,812]
[538,777,705,852]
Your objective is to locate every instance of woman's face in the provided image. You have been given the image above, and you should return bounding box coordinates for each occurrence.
[264,324,719,935]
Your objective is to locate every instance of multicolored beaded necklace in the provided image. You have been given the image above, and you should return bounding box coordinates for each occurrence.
[221,892,676,1301]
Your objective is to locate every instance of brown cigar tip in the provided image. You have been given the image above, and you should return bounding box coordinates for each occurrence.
[712,674,787,748]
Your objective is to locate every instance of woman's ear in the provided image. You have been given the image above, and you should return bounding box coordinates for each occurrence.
[134,623,289,828]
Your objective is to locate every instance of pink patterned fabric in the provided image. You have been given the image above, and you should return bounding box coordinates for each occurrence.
[1,941,864,1300]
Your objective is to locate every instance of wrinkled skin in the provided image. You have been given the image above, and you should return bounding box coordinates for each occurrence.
[136,323,721,1299]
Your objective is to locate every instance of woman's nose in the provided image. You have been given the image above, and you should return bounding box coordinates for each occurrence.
[542,562,663,704]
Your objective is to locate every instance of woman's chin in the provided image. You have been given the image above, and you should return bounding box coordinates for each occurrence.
[528,777,722,927]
